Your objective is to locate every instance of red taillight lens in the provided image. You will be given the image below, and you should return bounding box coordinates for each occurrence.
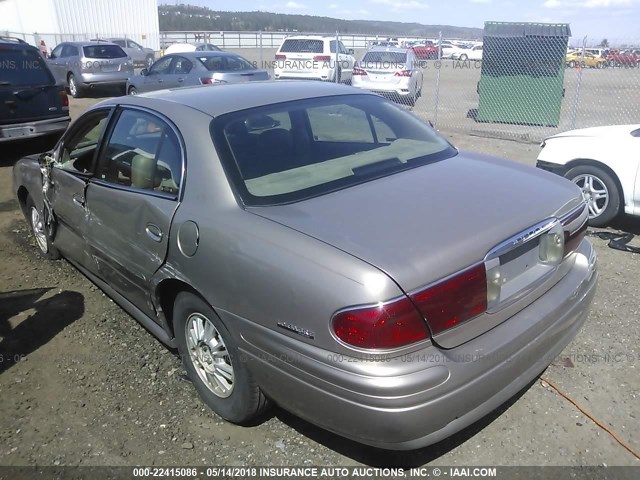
[200,77,214,84]
[410,264,487,335]
[561,205,588,256]
[352,67,368,76]
[332,297,429,349]
[275,54,286,60]
[314,55,331,62]
[59,90,69,107]
[394,70,412,77]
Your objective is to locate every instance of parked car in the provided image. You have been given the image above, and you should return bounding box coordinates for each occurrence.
[351,47,424,106]
[273,35,355,83]
[537,125,640,226]
[410,42,439,60]
[47,41,134,97]
[606,49,639,68]
[14,81,596,450]
[127,51,269,95]
[92,37,155,69]
[0,37,70,143]
[451,44,483,61]
[565,51,607,69]
[163,43,222,55]
[439,42,465,59]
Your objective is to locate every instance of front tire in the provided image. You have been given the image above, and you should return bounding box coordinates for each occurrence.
[173,292,270,424]
[26,195,60,260]
[565,165,621,227]
[128,86,137,96]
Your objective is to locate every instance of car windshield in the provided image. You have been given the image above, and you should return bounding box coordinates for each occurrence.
[198,55,255,71]
[83,45,127,59]
[280,39,324,53]
[211,94,457,206]
[0,47,53,86]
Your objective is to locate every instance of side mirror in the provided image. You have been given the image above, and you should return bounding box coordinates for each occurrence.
[140,68,148,76]
[38,152,56,168]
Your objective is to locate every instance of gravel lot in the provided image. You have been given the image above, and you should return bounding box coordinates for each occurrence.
[0,92,638,469]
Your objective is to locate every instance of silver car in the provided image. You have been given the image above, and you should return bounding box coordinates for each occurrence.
[126,51,269,95]
[93,38,156,69]
[351,47,424,106]
[47,41,134,97]
[13,82,597,450]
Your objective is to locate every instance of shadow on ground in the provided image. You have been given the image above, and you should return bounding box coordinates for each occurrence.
[0,288,85,374]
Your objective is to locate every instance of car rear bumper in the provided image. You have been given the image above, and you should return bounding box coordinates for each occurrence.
[0,116,70,142]
[79,71,132,87]
[237,239,597,450]
[274,69,335,81]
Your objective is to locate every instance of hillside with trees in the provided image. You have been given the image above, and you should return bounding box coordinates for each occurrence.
[158,4,483,38]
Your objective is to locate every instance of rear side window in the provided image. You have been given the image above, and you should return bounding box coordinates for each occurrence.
[279,39,323,54]
[99,109,182,196]
[83,45,127,59]
[197,55,255,71]
[0,47,54,86]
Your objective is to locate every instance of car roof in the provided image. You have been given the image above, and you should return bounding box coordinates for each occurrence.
[58,41,119,47]
[366,46,410,54]
[171,51,240,58]
[98,81,374,118]
[0,36,28,45]
[282,35,333,40]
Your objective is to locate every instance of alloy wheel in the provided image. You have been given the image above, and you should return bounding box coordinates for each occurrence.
[573,173,609,218]
[30,206,48,254]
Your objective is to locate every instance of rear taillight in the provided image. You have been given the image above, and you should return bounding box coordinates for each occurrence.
[201,77,214,84]
[275,54,286,60]
[59,90,69,108]
[410,264,487,336]
[332,297,429,349]
[314,55,331,62]
[561,205,588,256]
[394,70,412,77]
[352,67,368,76]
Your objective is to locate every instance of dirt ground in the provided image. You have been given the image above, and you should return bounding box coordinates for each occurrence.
[0,93,638,469]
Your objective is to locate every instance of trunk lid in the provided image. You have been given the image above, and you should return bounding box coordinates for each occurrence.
[250,151,583,345]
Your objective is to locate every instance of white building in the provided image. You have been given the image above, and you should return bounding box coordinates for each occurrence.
[0,0,160,50]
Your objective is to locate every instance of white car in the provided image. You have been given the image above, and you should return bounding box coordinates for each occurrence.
[273,35,355,83]
[351,47,423,106]
[537,125,640,226]
[452,45,483,61]
[439,42,465,59]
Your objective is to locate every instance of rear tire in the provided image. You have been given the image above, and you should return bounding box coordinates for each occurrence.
[67,73,82,98]
[173,292,271,424]
[26,195,60,260]
[459,54,468,61]
[128,86,137,96]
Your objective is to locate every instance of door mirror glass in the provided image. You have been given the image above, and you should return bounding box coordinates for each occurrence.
[140,68,148,76]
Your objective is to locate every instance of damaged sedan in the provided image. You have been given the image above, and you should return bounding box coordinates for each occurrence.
[13,82,597,450]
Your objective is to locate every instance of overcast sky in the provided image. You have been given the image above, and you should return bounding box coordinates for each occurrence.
[164,0,640,41]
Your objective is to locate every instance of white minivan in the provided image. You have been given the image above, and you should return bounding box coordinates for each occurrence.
[273,35,355,83]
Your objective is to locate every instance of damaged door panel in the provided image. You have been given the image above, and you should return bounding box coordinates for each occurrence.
[84,107,183,318]
[41,109,112,270]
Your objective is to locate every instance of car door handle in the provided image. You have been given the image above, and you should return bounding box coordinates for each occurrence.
[177,78,184,82]
[72,194,85,208]
[157,79,163,83]
[145,224,163,242]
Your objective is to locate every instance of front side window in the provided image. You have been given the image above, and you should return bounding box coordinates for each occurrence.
[98,109,182,196]
[212,95,456,206]
[58,110,111,174]
[149,56,173,75]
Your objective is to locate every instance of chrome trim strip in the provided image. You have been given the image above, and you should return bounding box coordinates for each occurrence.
[485,217,559,262]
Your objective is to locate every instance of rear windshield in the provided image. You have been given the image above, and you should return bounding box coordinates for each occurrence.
[197,55,255,71]
[83,45,127,59]
[361,51,407,66]
[0,47,53,86]
[211,95,456,206]
[279,39,324,54]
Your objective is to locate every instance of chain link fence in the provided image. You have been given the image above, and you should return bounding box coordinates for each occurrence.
[5,28,639,142]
